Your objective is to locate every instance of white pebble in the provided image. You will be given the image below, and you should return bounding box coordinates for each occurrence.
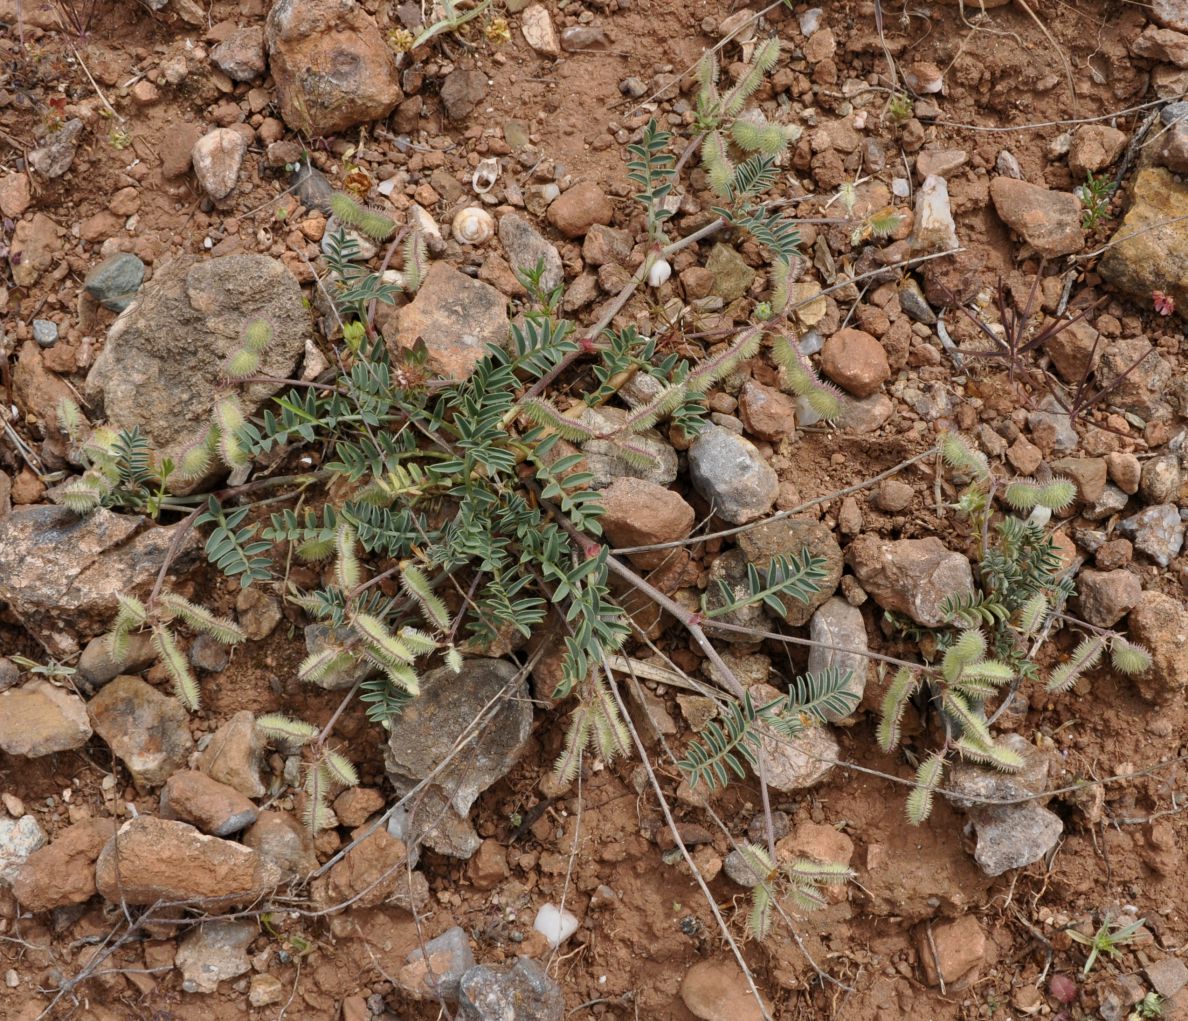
[891,178,910,199]
[533,903,579,947]
[799,7,823,35]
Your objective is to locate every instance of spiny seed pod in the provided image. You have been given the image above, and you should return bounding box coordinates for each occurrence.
[241,318,274,353]
[223,346,260,380]
[328,191,396,241]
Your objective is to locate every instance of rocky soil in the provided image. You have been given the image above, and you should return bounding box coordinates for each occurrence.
[2,0,1188,1019]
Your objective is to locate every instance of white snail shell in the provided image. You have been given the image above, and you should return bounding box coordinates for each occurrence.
[647,257,672,288]
[452,206,495,244]
[472,157,501,194]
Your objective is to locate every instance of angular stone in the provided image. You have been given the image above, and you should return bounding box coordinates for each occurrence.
[384,659,533,858]
[95,817,278,905]
[1126,591,1188,703]
[1074,568,1141,628]
[1068,124,1127,178]
[191,128,247,201]
[315,829,424,910]
[11,818,116,911]
[688,426,777,525]
[805,598,868,718]
[847,534,974,627]
[520,4,561,58]
[28,119,84,179]
[0,815,47,884]
[1132,24,1188,66]
[440,68,488,121]
[1101,169,1188,320]
[989,177,1084,257]
[266,0,403,136]
[176,920,256,993]
[970,802,1063,877]
[918,915,986,986]
[597,478,694,569]
[737,518,842,626]
[0,680,92,757]
[738,380,797,441]
[85,255,310,488]
[77,632,156,688]
[197,711,267,798]
[400,925,476,1000]
[89,675,194,787]
[242,811,317,880]
[458,958,564,1021]
[84,252,145,312]
[498,213,562,291]
[392,262,509,380]
[579,406,678,489]
[10,212,60,287]
[1118,504,1184,567]
[0,507,196,657]
[161,770,259,837]
[910,174,959,256]
[211,25,266,82]
[704,550,774,642]
[705,243,755,302]
[751,684,836,790]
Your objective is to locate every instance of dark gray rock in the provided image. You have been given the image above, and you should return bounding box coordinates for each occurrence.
[458,959,563,1021]
[0,657,22,693]
[688,425,778,524]
[384,658,532,858]
[84,253,145,312]
[0,507,197,657]
[77,632,156,688]
[85,254,310,490]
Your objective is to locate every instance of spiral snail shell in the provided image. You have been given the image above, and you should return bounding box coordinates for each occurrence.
[452,206,495,244]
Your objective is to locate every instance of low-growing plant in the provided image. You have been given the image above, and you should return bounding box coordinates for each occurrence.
[876,433,1150,823]
[1068,914,1147,976]
[1077,171,1116,231]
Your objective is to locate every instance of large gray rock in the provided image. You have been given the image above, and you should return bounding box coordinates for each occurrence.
[85,255,310,489]
[688,426,778,524]
[579,406,679,490]
[265,0,403,136]
[0,507,197,657]
[458,958,563,1021]
[847,534,974,627]
[1119,504,1185,567]
[391,262,509,381]
[384,658,533,858]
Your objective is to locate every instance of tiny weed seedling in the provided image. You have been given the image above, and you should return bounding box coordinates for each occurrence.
[1130,992,1165,1019]
[1077,171,1116,231]
[1068,916,1147,976]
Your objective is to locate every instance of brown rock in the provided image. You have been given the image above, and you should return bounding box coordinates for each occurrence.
[1126,591,1188,703]
[778,820,853,903]
[820,328,890,397]
[161,770,259,837]
[1050,456,1107,503]
[847,535,974,627]
[265,0,402,136]
[738,380,797,441]
[315,829,422,910]
[468,839,509,891]
[0,679,92,757]
[547,181,613,238]
[89,675,193,787]
[1006,436,1042,476]
[875,479,913,512]
[10,212,60,287]
[989,177,1084,257]
[1045,319,1100,383]
[597,478,694,569]
[392,262,509,380]
[197,710,266,798]
[159,122,204,179]
[918,915,986,987]
[1074,569,1141,628]
[440,68,488,121]
[680,959,770,1021]
[737,518,842,626]
[211,25,266,82]
[0,172,31,218]
[95,817,278,905]
[332,786,385,827]
[581,223,631,266]
[11,818,116,911]
[1132,25,1188,67]
[242,811,317,880]
[1068,125,1128,178]
[1106,451,1141,495]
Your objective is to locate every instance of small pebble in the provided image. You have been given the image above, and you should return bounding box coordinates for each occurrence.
[32,320,58,348]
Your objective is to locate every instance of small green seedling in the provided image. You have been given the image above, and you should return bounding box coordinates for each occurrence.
[1068,916,1146,975]
[1129,992,1164,1020]
[1077,171,1116,230]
